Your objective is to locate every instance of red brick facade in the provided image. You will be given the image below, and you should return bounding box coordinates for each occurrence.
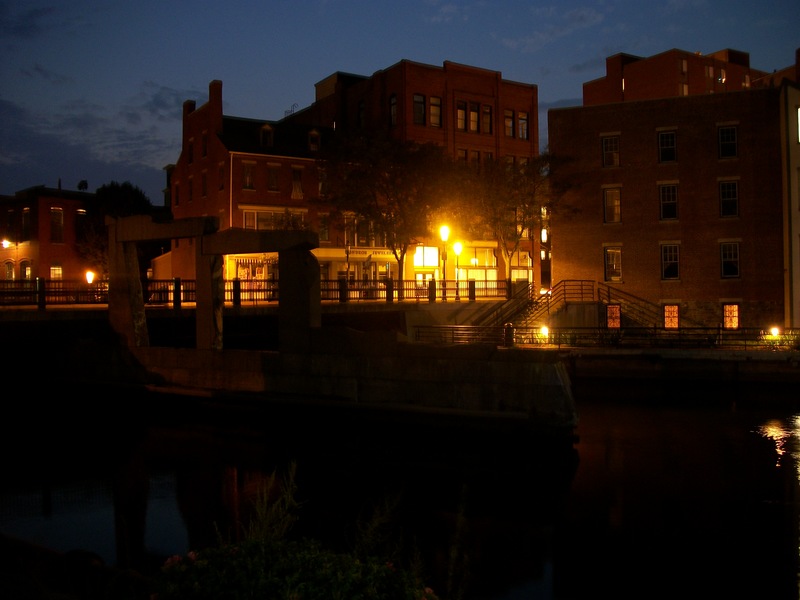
[549,48,800,329]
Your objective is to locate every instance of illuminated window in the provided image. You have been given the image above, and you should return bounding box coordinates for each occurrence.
[720,242,740,278]
[606,304,621,328]
[602,136,619,167]
[469,102,479,133]
[518,112,529,140]
[603,188,621,223]
[663,304,679,329]
[49,265,63,280]
[4,262,12,280]
[659,184,678,220]
[430,96,442,127]
[456,101,466,131]
[504,109,515,137]
[658,131,676,162]
[723,303,739,329]
[661,244,679,280]
[604,247,622,281]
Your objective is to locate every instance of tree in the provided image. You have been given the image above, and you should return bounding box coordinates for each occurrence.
[320,131,451,297]
[76,181,156,277]
[456,154,558,285]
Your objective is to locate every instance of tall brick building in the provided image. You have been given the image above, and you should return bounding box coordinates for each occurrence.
[548,48,800,329]
[161,60,544,288]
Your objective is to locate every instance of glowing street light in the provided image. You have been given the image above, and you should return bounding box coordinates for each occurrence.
[439,225,450,301]
[453,241,463,301]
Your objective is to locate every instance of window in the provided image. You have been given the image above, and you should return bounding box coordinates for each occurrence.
[242,164,255,190]
[469,102,479,133]
[723,303,739,329]
[680,83,688,96]
[504,109,515,137]
[413,94,425,125]
[481,105,492,134]
[291,167,303,200]
[49,265,63,280]
[602,136,620,167]
[21,208,30,242]
[658,131,676,162]
[260,125,273,147]
[308,130,320,151]
[720,242,740,278]
[456,101,466,131]
[518,112,529,140]
[267,164,280,192]
[603,188,621,223]
[470,150,480,165]
[456,149,467,162]
[606,304,621,328]
[663,304,679,329]
[50,207,64,243]
[659,184,678,220]
[4,262,12,280]
[661,244,680,279]
[604,247,622,281]
[430,96,442,127]
[389,95,397,127]
[718,126,737,159]
[718,69,726,84]
[319,213,330,242]
[719,181,739,217]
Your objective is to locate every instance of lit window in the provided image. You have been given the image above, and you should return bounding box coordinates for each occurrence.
[603,188,621,223]
[430,97,442,128]
[663,304,679,329]
[518,112,529,140]
[456,101,466,131]
[604,247,622,281]
[723,303,739,329]
[504,109,515,137]
[469,102,479,133]
[607,304,621,328]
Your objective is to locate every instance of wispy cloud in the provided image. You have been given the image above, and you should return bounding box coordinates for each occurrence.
[499,7,605,54]
[0,3,56,38]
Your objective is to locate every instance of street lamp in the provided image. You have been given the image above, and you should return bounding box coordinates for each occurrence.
[453,241,463,301]
[439,225,449,301]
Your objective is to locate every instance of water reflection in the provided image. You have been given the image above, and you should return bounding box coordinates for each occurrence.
[2,385,800,599]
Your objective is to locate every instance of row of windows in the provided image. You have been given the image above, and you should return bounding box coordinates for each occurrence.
[401,94,529,140]
[602,180,740,223]
[174,164,309,206]
[601,125,737,167]
[605,301,741,330]
[603,241,740,282]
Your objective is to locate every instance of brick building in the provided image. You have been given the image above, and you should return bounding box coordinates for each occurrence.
[161,60,545,289]
[0,185,98,283]
[548,48,800,329]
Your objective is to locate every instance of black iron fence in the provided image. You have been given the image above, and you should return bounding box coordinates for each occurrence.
[414,324,800,351]
[0,277,509,308]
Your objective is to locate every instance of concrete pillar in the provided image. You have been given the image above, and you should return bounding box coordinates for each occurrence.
[278,248,321,351]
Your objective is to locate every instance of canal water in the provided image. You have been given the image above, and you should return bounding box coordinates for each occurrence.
[1,379,799,599]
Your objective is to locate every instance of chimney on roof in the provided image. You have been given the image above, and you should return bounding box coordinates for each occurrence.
[210,80,222,107]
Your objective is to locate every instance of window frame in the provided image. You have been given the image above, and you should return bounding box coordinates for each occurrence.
[719,180,739,217]
[430,96,442,128]
[722,303,740,329]
[602,135,620,167]
[660,244,680,280]
[663,304,680,329]
[720,242,740,278]
[718,125,738,159]
[413,93,426,126]
[659,184,678,220]
[658,130,677,163]
[604,247,622,282]
[603,188,621,223]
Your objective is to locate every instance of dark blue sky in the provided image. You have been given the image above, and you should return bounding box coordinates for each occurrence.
[1,0,797,205]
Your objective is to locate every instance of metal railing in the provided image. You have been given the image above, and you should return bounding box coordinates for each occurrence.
[0,278,509,308]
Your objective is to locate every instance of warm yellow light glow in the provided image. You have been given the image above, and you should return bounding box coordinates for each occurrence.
[86,271,95,284]
[453,241,462,256]
[439,225,450,243]
[770,326,781,337]
[1,239,10,249]
[540,325,549,337]
[541,228,548,243]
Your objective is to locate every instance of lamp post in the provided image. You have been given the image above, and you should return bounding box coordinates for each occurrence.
[439,225,449,301]
[2,239,17,280]
[453,241,462,301]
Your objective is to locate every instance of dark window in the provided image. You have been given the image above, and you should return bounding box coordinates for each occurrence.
[481,105,492,134]
[719,126,737,159]
[719,181,739,217]
[413,94,425,125]
[659,184,678,220]
[658,131,677,162]
[602,136,619,167]
[389,95,397,127]
[50,207,64,243]
[661,244,679,279]
[720,242,740,278]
